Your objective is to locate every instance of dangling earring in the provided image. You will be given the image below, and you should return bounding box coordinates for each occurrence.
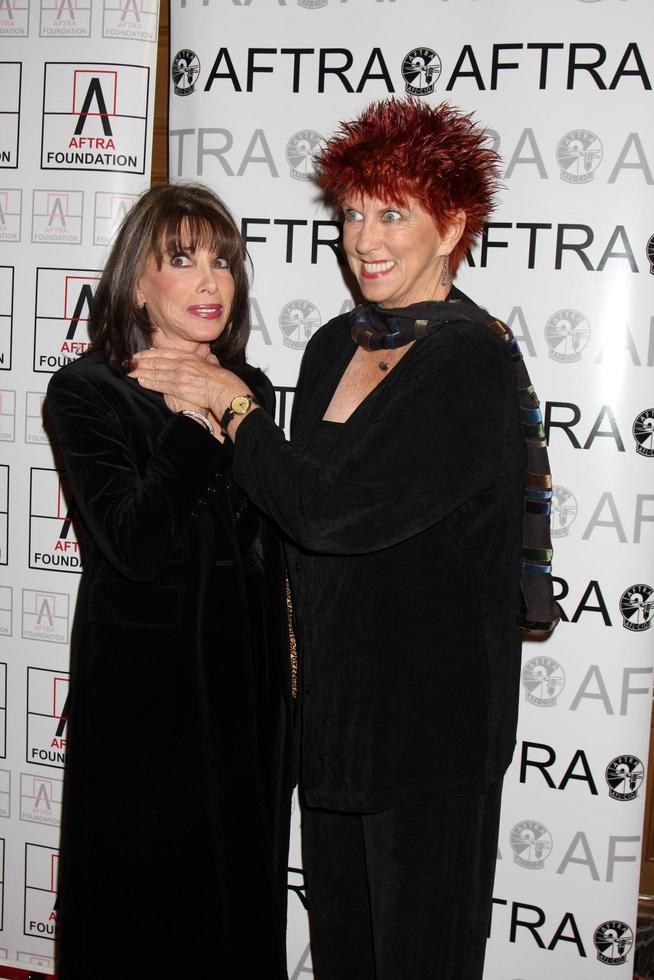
[440,255,449,288]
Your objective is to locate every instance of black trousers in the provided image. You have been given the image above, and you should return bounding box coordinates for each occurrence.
[302,782,503,980]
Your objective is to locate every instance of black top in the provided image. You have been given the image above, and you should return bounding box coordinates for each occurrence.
[233,293,525,811]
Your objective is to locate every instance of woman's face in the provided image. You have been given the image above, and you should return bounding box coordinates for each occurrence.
[342,194,461,308]
[136,240,235,353]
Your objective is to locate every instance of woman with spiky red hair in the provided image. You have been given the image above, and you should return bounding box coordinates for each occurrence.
[134,99,557,979]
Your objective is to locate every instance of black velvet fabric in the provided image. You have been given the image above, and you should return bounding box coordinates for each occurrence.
[232,291,525,811]
[302,782,503,980]
[46,352,292,979]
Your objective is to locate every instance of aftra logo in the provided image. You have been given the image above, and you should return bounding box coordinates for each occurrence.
[0,0,29,37]
[0,187,21,241]
[40,0,92,37]
[24,843,57,938]
[556,130,603,184]
[279,299,321,350]
[619,583,654,631]
[544,310,590,363]
[605,755,644,801]
[29,468,82,572]
[102,0,158,43]
[33,267,99,373]
[172,49,200,96]
[32,189,83,245]
[0,265,13,370]
[0,62,21,168]
[593,921,633,965]
[286,130,322,182]
[93,190,135,246]
[550,485,577,538]
[26,667,69,769]
[510,820,553,869]
[20,773,63,827]
[401,48,441,96]
[521,656,565,707]
[633,409,654,457]
[41,62,149,173]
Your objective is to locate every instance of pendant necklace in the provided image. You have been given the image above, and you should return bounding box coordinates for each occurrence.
[379,360,389,371]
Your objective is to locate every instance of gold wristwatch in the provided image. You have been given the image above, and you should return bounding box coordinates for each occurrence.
[219,394,258,433]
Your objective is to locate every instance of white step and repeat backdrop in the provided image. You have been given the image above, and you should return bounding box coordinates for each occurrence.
[168,1,654,979]
[0,0,159,971]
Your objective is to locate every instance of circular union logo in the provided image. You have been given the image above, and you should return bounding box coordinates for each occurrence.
[633,408,654,457]
[510,819,553,869]
[550,485,578,538]
[593,920,634,965]
[647,234,654,275]
[521,656,565,707]
[297,0,327,7]
[286,130,323,182]
[545,309,590,363]
[172,49,200,96]
[279,300,321,350]
[556,130,603,184]
[619,583,654,631]
[605,755,644,801]
[401,47,441,96]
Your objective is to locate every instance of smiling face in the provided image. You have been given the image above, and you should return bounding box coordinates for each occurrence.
[136,241,235,354]
[342,194,465,309]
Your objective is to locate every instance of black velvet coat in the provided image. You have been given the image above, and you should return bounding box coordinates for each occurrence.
[46,353,292,979]
[233,293,525,812]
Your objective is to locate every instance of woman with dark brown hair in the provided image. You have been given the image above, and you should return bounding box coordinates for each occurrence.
[133,101,558,979]
[46,183,291,979]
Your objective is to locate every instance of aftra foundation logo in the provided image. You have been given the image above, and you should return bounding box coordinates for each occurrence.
[0,586,11,636]
[0,188,21,241]
[0,265,13,370]
[550,485,577,538]
[20,773,63,827]
[619,583,654,631]
[29,468,82,572]
[32,190,83,245]
[24,843,57,939]
[25,392,47,445]
[22,589,70,644]
[0,62,21,168]
[0,0,29,36]
[103,0,158,43]
[0,663,5,757]
[171,49,200,95]
[510,820,553,869]
[41,63,150,173]
[0,465,7,567]
[93,190,135,245]
[26,667,69,769]
[0,770,9,817]
[0,389,15,442]
[33,267,99,373]
[40,0,91,37]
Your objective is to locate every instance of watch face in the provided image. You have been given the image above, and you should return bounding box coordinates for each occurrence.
[231,395,252,415]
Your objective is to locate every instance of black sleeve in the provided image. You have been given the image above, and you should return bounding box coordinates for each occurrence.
[46,368,230,580]
[232,328,521,555]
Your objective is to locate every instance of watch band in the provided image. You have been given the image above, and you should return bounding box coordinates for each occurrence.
[220,394,258,433]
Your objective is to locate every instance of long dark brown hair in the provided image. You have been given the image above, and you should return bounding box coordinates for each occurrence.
[90,183,251,375]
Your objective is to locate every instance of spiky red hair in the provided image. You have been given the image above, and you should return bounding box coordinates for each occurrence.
[315,98,501,274]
